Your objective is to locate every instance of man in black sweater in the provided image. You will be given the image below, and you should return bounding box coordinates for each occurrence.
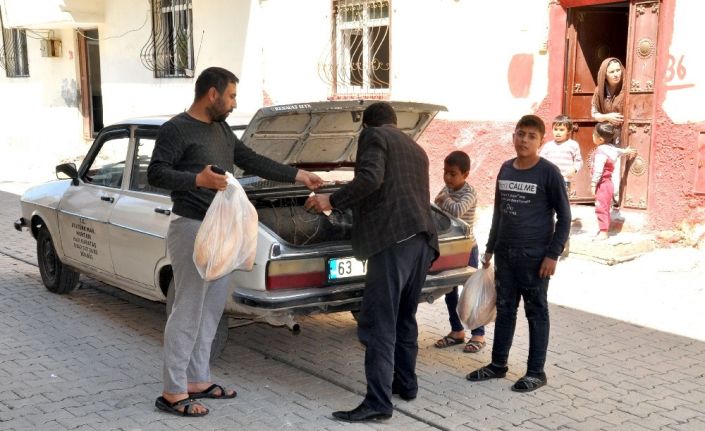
[148,67,322,417]
[466,114,570,393]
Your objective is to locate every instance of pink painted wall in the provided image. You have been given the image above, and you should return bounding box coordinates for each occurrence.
[648,0,705,230]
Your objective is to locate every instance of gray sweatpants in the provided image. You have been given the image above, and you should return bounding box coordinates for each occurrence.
[163,216,233,394]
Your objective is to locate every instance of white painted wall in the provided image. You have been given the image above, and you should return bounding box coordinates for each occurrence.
[256,0,551,121]
[391,0,550,121]
[259,0,331,104]
[100,0,263,124]
[661,1,705,124]
[0,27,85,184]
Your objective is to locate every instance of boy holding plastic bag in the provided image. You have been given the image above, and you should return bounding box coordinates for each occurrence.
[465,115,570,393]
[432,151,487,353]
[147,67,322,417]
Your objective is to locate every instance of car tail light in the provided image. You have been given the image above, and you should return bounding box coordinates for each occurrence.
[429,239,473,273]
[266,258,327,290]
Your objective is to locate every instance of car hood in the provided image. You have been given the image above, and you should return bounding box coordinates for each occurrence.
[237,101,446,169]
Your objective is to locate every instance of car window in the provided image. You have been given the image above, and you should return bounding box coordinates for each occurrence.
[84,134,129,188]
[130,136,169,195]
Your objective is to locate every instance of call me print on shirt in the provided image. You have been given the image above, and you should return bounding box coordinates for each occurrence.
[498,180,537,216]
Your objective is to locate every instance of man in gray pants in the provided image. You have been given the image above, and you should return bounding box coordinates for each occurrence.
[148,67,322,417]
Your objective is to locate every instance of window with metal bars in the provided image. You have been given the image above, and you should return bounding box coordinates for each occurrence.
[0,9,29,78]
[332,0,390,95]
[140,0,194,78]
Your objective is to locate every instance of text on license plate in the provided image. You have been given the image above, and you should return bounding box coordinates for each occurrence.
[328,257,367,280]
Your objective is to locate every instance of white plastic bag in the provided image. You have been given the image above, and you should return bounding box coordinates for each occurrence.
[457,265,496,330]
[193,173,258,281]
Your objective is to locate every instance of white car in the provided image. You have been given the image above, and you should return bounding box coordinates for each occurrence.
[15,101,474,356]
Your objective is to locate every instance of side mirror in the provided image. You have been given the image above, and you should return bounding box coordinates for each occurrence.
[56,163,79,185]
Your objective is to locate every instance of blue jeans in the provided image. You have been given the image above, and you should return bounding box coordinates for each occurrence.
[491,246,550,375]
[444,245,484,336]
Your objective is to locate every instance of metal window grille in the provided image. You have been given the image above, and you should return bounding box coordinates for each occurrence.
[322,0,390,96]
[140,0,194,78]
[0,10,30,77]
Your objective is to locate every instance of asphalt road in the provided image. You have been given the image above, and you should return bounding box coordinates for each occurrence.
[1,189,704,430]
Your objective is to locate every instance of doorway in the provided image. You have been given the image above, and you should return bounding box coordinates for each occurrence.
[564,2,629,202]
[77,29,103,138]
[564,0,661,210]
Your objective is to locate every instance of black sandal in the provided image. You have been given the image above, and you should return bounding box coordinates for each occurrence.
[155,396,209,417]
[188,383,237,400]
[465,364,508,381]
[511,375,547,392]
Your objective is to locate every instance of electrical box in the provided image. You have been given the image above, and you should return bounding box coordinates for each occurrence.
[40,39,62,57]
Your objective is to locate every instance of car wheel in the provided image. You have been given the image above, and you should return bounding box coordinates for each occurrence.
[165,278,229,363]
[37,226,80,294]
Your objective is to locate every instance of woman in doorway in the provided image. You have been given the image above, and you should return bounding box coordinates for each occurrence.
[591,57,626,222]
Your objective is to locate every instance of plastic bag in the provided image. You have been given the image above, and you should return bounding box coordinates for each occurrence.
[193,172,258,281]
[457,265,496,330]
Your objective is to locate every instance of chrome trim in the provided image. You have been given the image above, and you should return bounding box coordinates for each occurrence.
[109,222,165,239]
[58,210,102,223]
[233,266,473,311]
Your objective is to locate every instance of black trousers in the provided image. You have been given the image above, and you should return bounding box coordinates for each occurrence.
[492,246,550,375]
[357,235,435,414]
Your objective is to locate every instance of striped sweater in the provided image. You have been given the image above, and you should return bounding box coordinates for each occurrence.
[435,182,477,247]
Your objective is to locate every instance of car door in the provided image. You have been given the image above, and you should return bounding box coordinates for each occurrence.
[108,126,172,296]
[57,127,130,275]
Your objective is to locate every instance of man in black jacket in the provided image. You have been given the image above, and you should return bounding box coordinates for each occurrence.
[305,102,439,422]
[148,67,322,417]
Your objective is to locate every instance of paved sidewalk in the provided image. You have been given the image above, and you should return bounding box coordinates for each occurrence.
[2,188,705,430]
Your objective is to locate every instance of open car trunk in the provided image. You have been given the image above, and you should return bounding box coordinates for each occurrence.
[238,100,451,246]
[254,194,451,246]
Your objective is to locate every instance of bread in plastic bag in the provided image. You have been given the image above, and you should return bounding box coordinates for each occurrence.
[193,172,258,280]
[457,264,496,330]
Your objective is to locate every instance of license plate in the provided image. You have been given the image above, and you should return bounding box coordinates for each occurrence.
[328,257,367,281]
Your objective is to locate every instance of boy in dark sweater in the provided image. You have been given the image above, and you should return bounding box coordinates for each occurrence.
[465,115,570,392]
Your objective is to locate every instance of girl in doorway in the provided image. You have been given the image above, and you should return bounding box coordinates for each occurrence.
[591,122,636,240]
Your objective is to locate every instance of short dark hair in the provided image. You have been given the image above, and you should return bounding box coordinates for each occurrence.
[194,67,239,100]
[444,150,471,173]
[594,122,615,142]
[516,114,546,137]
[362,102,397,128]
[552,114,573,131]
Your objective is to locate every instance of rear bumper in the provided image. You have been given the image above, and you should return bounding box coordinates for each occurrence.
[231,266,474,314]
[14,217,27,231]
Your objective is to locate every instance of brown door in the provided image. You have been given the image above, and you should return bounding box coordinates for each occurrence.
[77,31,91,140]
[564,4,629,202]
[76,29,103,138]
[621,0,660,209]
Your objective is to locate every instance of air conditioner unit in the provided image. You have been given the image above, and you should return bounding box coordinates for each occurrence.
[40,39,62,57]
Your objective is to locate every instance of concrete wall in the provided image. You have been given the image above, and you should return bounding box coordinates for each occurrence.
[649,0,705,231]
[0,26,84,182]
[100,0,262,123]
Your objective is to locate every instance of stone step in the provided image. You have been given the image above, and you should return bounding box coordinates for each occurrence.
[567,232,655,265]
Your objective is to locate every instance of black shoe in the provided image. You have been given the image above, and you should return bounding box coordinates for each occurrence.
[511,373,547,392]
[466,364,508,381]
[332,404,392,422]
[392,382,417,401]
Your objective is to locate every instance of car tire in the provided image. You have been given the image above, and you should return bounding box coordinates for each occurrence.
[165,278,229,363]
[37,226,80,294]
